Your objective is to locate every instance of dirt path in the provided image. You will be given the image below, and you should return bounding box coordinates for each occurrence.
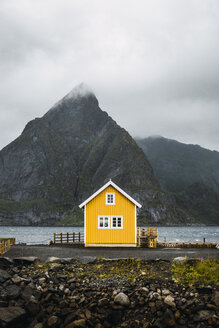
[4,245,219,262]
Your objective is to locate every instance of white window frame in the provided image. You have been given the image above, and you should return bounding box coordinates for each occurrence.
[111,216,123,229]
[106,193,115,205]
[98,216,110,229]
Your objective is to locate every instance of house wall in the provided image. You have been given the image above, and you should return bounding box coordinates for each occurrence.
[85,186,136,246]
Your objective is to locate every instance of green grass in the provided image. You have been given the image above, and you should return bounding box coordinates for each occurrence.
[171,259,219,287]
[56,214,83,226]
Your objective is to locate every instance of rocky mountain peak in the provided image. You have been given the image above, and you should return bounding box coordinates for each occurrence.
[46,83,98,117]
[0,86,186,225]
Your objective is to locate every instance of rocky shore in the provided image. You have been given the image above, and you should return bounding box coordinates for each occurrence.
[0,256,218,328]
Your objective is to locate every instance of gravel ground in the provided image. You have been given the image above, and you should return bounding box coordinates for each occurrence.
[4,245,219,262]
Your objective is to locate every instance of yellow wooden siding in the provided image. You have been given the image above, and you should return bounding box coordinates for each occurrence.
[86,186,135,244]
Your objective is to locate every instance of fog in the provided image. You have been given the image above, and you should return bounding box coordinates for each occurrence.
[0,0,219,150]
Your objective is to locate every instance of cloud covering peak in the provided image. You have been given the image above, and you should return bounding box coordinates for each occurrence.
[0,0,219,151]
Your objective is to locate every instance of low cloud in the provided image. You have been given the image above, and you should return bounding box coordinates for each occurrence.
[0,0,219,151]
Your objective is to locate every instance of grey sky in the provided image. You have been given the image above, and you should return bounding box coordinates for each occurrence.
[0,0,219,151]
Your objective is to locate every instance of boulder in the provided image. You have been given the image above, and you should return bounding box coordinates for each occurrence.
[212,290,219,307]
[0,269,11,283]
[114,292,130,306]
[1,285,21,299]
[78,256,97,264]
[13,257,38,265]
[0,257,14,269]
[0,306,26,325]
[193,310,215,322]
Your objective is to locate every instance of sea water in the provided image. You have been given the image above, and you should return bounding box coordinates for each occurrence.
[0,226,218,245]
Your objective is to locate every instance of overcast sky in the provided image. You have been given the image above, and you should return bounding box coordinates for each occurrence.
[0,0,219,151]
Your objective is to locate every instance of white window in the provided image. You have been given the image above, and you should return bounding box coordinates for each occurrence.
[106,193,115,205]
[98,216,110,229]
[111,216,123,229]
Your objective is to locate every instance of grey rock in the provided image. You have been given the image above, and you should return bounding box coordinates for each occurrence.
[47,315,59,327]
[0,306,26,325]
[98,298,109,306]
[193,310,215,322]
[0,269,11,283]
[0,257,14,269]
[212,290,219,307]
[46,257,60,263]
[114,292,130,306]
[164,295,175,307]
[13,256,38,265]
[21,286,34,301]
[155,308,176,327]
[78,256,97,264]
[173,256,187,263]
[162,289,171,296]
[1,284,21,299]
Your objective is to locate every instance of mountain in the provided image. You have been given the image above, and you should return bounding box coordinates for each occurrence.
[136,136,219,224]
[175,182,219,225]
[0,84,185,226]
[136,136,219,193]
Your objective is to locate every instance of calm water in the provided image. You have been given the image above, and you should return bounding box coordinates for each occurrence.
[0,226,218,245]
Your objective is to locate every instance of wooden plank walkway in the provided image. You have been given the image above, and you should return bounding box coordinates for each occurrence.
[54,232,84,245]
[0,238,16,255]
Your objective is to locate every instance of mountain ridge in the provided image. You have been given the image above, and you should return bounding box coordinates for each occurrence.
[135,136,219,225]
[0,85,186,226]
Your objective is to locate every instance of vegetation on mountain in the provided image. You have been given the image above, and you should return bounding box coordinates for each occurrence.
[136,136,219,225]
[0,85,185,226]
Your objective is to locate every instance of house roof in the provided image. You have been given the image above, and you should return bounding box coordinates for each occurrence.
[79,180,142,208]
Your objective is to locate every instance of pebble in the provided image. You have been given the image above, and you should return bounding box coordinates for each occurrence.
[164,295,176,307]
[0,258,218,328]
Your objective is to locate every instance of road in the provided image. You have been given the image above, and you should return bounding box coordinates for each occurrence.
[4,245,219,262]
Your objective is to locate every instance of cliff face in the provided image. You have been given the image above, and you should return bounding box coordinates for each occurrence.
[136,136,219,225]
[0,85,185,225]
[136,136,219,193]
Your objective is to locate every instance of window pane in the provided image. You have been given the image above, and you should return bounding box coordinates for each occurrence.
[99,217,103,227]
[113,217,116,227]
[104,218,109,227]
[118,217,122,227]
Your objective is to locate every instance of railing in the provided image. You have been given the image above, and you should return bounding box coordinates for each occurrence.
[54,232,84,245]
[0,238,16,255]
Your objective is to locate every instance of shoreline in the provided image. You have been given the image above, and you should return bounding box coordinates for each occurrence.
[0,255,218,327]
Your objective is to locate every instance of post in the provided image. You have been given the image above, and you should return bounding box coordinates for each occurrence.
[67,233,69,244]
[60,233,62,244]
[73,232,75,243]
[79,232,81,242]
[203,237,205,244]
[54,233,56,244]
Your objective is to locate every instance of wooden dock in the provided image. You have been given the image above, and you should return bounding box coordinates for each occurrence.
[54,232,84,245]
[137,227,158,248]
[0,238,16,255]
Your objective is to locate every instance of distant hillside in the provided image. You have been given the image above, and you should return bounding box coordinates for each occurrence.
[175,182,219,225]
[136,136,219,193]
[136,136,219,225]
[0,85,185,226]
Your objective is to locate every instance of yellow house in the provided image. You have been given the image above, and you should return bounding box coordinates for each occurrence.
[79,180,142,247]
